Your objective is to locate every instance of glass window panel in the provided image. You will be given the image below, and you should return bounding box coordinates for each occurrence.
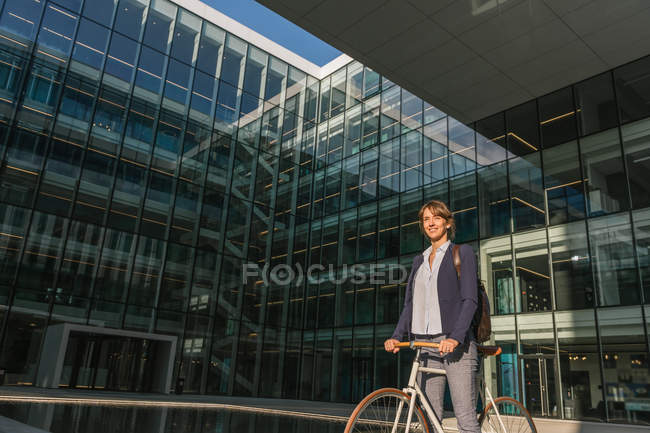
[363,67,379,98]
[94,229,135,302]
[423,118,448,184]
[142,0,175,53]
[152,109,183,174]
[89,87,128,155]
[36,3,78,60]
[358,203,377,261]
[476,113,507,166]
[180,118,210,183]
[400,190,422,255]
[16,212,66,292]
[141,171,173,239]
[108,160,146,232]
[510,152,545,231]
[401,131,421,192]
[37,139,83,215]
[478,161,510,238]
[615,55,650,124]
[580,128,629,216]
[220,34,246,87]
[543,140,586,225]
[0,50,25,112]
[380,86,400,142]
[549,221,594,310]
[330,68,346,117]
[514,229,551,312]
[633,208,650,303]
[55,74,97,147]
[75,149,114,224]
[214,80,239,136]
[265,56,286,104]
[378,196,399,260]
[423,101,444,125]
[346,61,362,108]
[21,61,63,123]
[159,242,192,311]
[359,151,378,204]
[242,46,266,98]
[598,306,648,424]
[450,172,478,243]
[261,105,282,156]
[341,155,359,210]
[589,213,639,306]
[0,204,29,286]
[171,180,199,245]
[57,220,102,298]
[224,197,250,256]
[344,105,361,157]
[123,98,156,165]
[198,188,224,252]
[479,236,514,315]
[134,46,165,101]
[539,87,577,148]
[163,58,191,107]
[253,152,276,208]
[324,161,341,215]
[196,22,223,77]
[379,137,399,197]
[189,69,216,121]
[327,113,343,164]
[104,31,138,86]
[0,0,44,43]
[506,100,540,157]
[449,118,476,176]
[401,89,421,133]
[574,72,617,136]
[190,249,218,316]
[82,0,117,27]
[621,119,650,209]
[285,66,305,103]
[319,76,330,122]
[114,0,147,40]
[206,131,231,194]
[556,310,603,422]
[361,95,380,150]
[304,76,318,124]
[128,235,163,306]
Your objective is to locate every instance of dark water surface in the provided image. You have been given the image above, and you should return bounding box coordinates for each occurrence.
[0,402,344,433]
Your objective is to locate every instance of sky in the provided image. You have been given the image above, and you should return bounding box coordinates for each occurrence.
[200,0,342,66]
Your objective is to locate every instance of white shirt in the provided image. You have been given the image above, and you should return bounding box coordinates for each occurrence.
[411,241,450,335]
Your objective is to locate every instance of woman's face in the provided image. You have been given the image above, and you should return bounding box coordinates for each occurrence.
[422,207,449,242]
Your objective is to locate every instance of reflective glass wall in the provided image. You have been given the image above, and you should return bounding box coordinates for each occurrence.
[0,0,649,427]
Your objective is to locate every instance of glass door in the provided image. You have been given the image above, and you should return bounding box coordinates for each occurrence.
[522,354,557,417]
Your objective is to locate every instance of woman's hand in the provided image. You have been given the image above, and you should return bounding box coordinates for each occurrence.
[439,338,459,354]
[384,338,400,353]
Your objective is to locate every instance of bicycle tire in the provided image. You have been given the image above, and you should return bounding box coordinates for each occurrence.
[478,396,537,433]
[344,388,431,433]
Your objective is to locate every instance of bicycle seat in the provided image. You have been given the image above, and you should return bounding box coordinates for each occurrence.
[477,345,502,356]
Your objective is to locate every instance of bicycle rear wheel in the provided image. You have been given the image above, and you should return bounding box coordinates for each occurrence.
[479,396,536,433]
[344,388,431,433]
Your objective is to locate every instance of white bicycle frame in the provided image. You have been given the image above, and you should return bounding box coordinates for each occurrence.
[395,347,508,433]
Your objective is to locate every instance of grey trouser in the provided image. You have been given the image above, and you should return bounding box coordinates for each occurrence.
[417,335,480,433]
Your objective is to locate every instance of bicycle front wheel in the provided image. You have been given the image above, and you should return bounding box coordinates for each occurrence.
[344,388,431,433]
[479,396,537,433]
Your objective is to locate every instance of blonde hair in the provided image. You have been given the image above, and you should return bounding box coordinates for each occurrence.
[418,200,456,240]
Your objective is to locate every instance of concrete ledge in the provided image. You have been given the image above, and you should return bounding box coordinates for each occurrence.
[0,415,49,433]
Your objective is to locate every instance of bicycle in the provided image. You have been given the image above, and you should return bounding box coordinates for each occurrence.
[344,341,537,433]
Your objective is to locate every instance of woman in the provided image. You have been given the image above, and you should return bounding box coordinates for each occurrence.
[384,200,480,433]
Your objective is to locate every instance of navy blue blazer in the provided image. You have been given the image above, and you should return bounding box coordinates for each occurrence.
[391,243,478,344]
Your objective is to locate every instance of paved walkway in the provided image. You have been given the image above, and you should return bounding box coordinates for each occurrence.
[0,386,648,433]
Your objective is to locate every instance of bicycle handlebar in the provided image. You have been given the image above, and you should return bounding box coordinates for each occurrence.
[393,341,502,357]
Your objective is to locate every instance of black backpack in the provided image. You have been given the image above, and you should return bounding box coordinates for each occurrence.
[452,245,491,343]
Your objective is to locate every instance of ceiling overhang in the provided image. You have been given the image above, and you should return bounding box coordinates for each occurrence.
[257,0,650,123]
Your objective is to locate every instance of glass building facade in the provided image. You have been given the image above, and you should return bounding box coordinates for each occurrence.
[0,0,649,426]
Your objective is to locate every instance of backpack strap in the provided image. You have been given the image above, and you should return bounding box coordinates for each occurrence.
[452,244,461,279]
